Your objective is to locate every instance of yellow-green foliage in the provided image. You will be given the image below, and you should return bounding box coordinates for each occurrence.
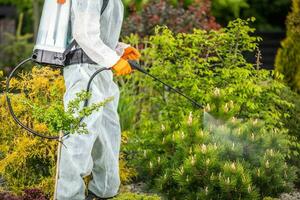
[0,67,62,195]
[275,0,300,93]
[0,67,135,196]
[113,192,161,200]
[120,131,137,183]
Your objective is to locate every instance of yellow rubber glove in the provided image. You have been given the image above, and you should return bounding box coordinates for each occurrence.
[122,46,141,61]
[112,58,133,76]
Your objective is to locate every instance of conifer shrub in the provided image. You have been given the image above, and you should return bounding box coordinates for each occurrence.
[275,0,300,93]
[121,19,299,199]
[126,93,297,199]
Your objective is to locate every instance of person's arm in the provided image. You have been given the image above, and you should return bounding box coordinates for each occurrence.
[72,0,120,68]
[116,42,141,61]
[115,42,130,56]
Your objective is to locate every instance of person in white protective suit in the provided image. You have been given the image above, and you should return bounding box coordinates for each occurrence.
[57,0,140,199]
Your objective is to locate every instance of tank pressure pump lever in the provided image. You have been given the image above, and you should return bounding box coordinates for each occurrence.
[128,60,203,109]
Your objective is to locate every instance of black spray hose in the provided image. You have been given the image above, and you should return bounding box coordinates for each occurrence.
[83,67,112,107]
[6,58,61,140]
[79,67,111,123]
[128,60,203,109]
[6,58,110,140]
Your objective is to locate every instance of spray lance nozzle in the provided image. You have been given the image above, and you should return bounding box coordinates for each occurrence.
[128,60,203,109]
[128,60,147,74]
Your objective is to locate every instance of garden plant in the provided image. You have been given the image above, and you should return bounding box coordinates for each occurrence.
[0,0,299,198]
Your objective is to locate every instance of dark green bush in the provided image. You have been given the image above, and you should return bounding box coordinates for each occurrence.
[127,107,296,199]
[212,0,291,31]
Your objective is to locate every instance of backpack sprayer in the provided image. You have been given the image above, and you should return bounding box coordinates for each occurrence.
[6,0,203,141]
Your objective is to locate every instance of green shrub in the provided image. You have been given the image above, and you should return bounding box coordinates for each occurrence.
[120,19,299,199]
[0,67,63,195]
[124,18,298,133]
[275,0,300,94]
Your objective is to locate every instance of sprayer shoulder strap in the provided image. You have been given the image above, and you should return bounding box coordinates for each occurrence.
[63,0,110,62]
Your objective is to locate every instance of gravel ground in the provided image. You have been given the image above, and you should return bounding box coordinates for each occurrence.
[121,184,300,200]
[120,182,165,198]
[280,191,300,200]
[121,182,151,194]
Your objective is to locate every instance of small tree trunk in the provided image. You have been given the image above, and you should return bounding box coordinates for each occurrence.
[16,12,24,39]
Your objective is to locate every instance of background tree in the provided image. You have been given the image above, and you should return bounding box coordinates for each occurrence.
[275,0,300,93]
[212,0,291,31]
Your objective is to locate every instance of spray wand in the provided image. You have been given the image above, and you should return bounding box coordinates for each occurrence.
[128,60,203,109]
[83,60,204,109]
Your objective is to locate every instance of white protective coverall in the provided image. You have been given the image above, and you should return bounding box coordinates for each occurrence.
[57,0,128,199]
